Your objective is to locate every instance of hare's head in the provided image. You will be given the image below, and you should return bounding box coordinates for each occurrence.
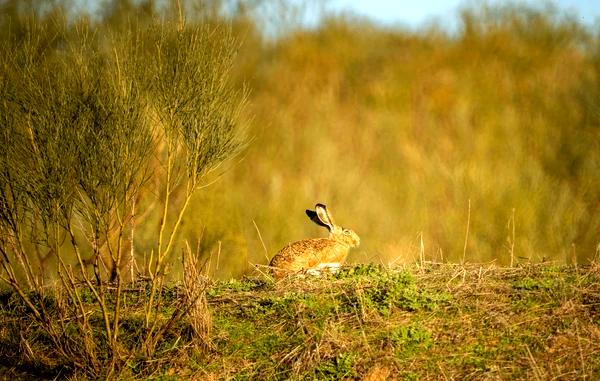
[306,203,360,248]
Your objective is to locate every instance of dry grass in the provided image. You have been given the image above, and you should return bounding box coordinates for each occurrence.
[5,262,594,379]
[203,262,600,380]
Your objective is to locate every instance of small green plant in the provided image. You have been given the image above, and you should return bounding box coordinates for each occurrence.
[315,352,357,380]
[334,263,388,278]
[389,323,433,357]
[339,269,451,316]
[512,277,554,290]
[207,278,267,297]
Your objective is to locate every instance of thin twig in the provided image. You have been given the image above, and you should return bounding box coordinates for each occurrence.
[509,208,515,267]
[253,219,270,262]
[462,199,471,264]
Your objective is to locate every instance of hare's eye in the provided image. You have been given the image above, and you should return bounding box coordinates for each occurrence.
[343,229,351,235]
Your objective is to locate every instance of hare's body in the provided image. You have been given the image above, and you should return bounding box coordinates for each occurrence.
[269,204,359,279]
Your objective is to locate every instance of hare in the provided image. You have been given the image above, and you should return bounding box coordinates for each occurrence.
[269,203,360,279]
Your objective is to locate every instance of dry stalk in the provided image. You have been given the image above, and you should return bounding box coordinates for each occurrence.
[182,241,213,349]
[509,208,516,267]
[253,219,270,263]
[462,199,471,264]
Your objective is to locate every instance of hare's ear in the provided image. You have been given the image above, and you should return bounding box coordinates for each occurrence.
[306,208,330,230]
[314,203,336,231]
[306,204,333,230]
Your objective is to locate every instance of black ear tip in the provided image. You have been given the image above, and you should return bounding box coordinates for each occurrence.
[306,209,315,217]
[315,203,327,209]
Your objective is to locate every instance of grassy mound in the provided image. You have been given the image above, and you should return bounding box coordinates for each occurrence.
[1,263,599,379]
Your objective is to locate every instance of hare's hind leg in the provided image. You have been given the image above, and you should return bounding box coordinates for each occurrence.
[304,262,341,276]
[318,262,341,273]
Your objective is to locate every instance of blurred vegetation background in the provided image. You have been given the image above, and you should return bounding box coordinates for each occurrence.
[1,0,598,279]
